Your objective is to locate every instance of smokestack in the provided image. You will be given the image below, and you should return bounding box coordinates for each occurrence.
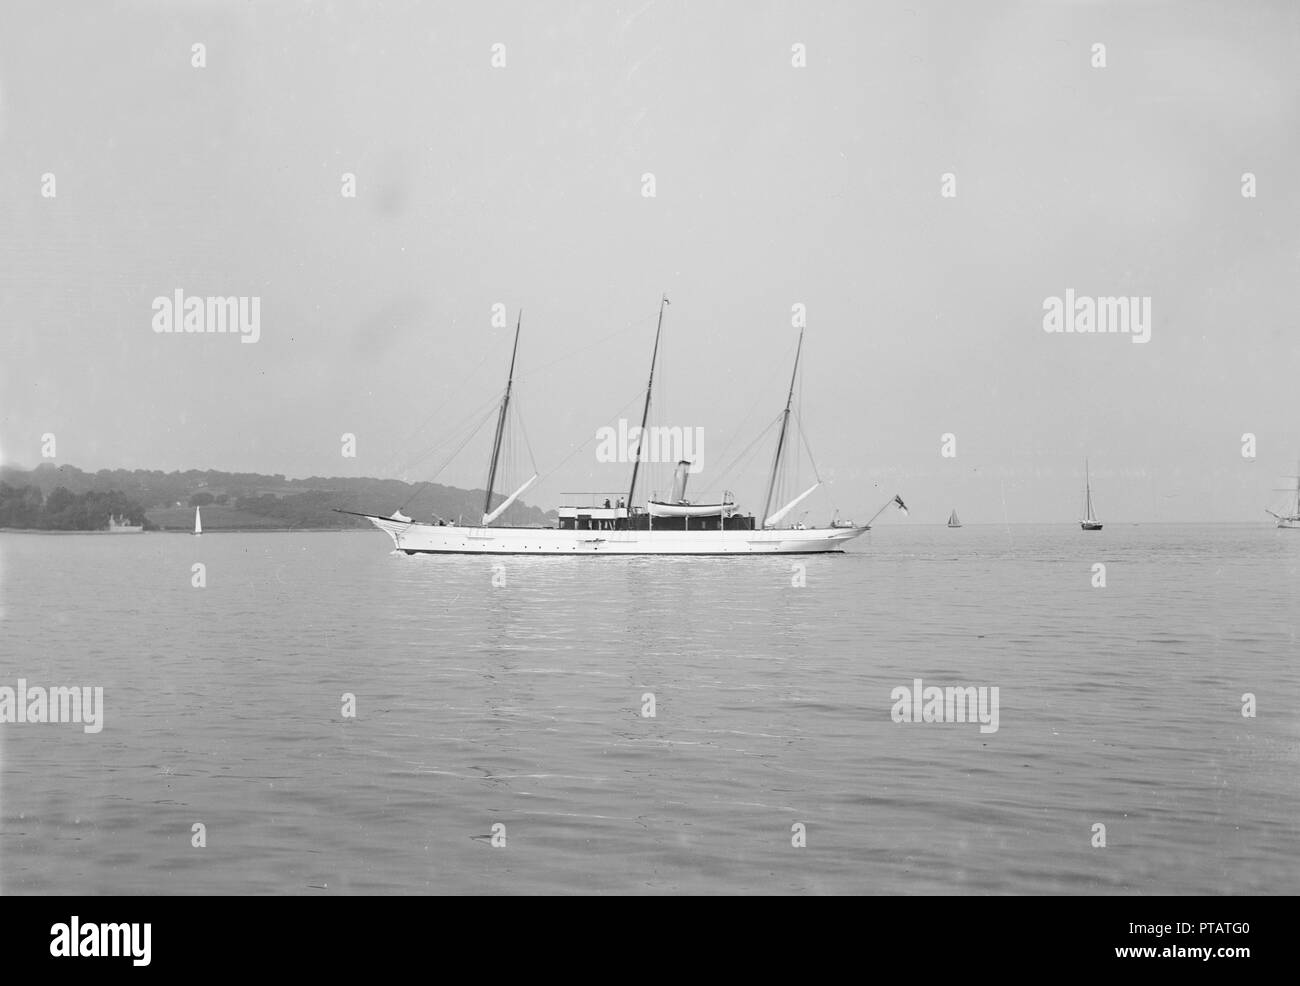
[671,460,691,501]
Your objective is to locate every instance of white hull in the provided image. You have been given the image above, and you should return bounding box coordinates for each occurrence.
[360,514,868,554]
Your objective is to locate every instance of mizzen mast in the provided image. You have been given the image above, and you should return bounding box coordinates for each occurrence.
[762,326,804,528]
[627,294,669,511]
[483,310,522,521]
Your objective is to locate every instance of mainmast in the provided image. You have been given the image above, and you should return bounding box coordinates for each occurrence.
[483,311,522,521]
[1084,459,1093,520]
[762,327,804,528]
[627,294,668,511]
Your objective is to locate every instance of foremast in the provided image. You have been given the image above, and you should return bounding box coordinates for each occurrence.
[482,311,523,525]
[627,294,669,512]
[761,328,823,529]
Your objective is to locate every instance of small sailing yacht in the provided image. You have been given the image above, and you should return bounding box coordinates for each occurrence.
[1080,460,1102,530]
[947,509,961,528]
[193,506,203,535]
[1265,458,1300,529]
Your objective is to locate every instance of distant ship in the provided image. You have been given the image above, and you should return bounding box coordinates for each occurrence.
[1080,460,1102,530]
[1265,459,1300,529]
[106,514,143,533]
[345,298,900,555]
[947,509,961,528]
[193,506,202,535]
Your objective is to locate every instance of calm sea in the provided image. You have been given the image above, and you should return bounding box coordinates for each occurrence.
[2,524,1298,895]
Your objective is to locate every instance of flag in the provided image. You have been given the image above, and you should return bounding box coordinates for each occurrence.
[893,494,908,516]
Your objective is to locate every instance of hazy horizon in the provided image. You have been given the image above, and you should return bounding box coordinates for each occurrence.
[3,1,1298,523]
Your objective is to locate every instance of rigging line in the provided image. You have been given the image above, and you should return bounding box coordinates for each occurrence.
[708,337,804,479]
[730,421,783,493]
[710,413,783,487]
[389,344,497,452]
[397,403,501,511]
[532,391,649,492]
[394,389,507,476]
[392,383,505,463]
[514,308,661,383]
[712,413,783,482]
[512,398,540,474]
[409,402,499,496]
[403,382,509,455]
[794,411,823,484]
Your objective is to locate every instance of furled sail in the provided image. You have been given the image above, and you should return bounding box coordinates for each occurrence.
[483,474,538,526]
[764,482,821,529]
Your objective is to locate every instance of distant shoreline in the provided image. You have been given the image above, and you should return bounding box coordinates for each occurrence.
[1,521,1284,534]
[0,527,375,535]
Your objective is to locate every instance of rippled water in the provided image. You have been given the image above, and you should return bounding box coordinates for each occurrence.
[2,524,1298,894]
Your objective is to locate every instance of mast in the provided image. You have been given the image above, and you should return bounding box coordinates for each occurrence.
[1084,460,1089,519]
[763,327,804,528]
[483,311,522,522]
[1084,459,1094,521]
[627,294,668,511]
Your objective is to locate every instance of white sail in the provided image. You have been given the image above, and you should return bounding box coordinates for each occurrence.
[764,483,821,528]
[948,510,960,527]
[1080,459,1102,528]
[482,474,538,526]
[194,506,202,535]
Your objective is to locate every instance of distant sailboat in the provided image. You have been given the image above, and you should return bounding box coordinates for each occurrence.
[1265,458,1300,529]
[194,506,203,535]
[947,509,961,528]
[1081,460,1102,530]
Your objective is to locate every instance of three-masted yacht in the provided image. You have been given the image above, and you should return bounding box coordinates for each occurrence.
[347,298,875,555]
[1080,460,1102,531]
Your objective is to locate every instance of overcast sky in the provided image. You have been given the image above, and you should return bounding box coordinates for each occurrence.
[2,0,1298,523]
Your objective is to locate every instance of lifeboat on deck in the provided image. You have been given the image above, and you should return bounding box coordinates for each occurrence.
[647,497,737,518]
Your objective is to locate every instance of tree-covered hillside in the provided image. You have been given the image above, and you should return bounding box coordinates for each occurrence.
[0,464,554,530]
[0,483,151,530]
